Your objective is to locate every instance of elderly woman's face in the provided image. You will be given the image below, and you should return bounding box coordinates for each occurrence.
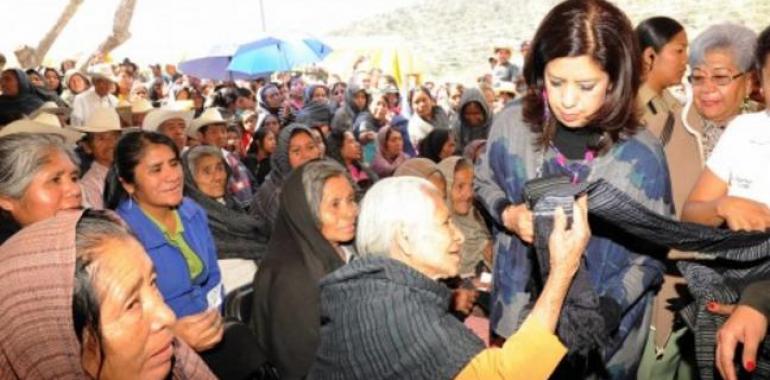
[193,154,227,199]
[1,71,19,96]
[450,167,474,215]
[544,55,611,128]
[318,175,358,244]
[408,190,464,279]
[692,49,752,124]
[0,150,81,226]
[82,238,176,380]
[123,144,183,210]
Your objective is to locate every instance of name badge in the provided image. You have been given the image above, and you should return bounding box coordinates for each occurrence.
[206,282,223,309]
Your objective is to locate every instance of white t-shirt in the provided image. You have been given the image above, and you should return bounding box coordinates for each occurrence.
[706,111,770,206]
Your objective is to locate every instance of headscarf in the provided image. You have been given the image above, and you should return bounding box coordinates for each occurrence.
[451,88,493,152]
[251,161,346,378]
[330,83,373,137]
[0,210,215,379]
[43,67,64,95]
[297,100,333,127]
[393,157,443,180]
[438,156,492,275]
[182,147,269,261]
[370,125,408,178]
[302,84,329,105]
[0,69,46,125]
[257,83,281,116]
[418,128,452,163]
[248,123,314,232]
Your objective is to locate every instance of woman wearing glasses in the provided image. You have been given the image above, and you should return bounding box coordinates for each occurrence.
[685,23,759,161]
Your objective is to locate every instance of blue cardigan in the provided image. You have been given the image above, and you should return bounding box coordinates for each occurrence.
[117,197,223,318]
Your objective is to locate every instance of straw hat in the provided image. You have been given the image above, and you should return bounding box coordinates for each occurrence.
[188,108,226,138]
[493,81,517,96]
[32,112,64,128]
[69,107,122,133]
[29,101,71,118]
[130,98,154,114]
[0,119,83,144]
[87,63,116,83]
[492,41,512,54]
[142,108,194,132]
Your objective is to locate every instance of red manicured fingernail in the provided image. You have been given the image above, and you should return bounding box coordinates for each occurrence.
[706,302,717,311]
[746,361,756,372]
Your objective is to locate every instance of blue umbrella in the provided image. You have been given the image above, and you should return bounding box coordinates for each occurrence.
[226,34,332,75]
[178,44,262,81]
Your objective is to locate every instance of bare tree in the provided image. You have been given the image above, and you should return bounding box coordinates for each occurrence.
[79,0,138,70]
[14,0,84,69]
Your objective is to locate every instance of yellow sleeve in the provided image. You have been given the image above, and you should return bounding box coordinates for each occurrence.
[454,318,567,380]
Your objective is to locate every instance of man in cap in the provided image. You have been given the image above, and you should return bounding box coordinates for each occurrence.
[70,107,123,209]
[71,64,118,126]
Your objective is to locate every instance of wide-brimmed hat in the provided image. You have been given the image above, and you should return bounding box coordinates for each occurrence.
[0,119,83,144]
[86,64,116,83]
[63,69,91,88]
[30,101,71,118]
[70,107,122,133]
[32,112,64,128]
[492,41,512,54]
[142,108,194,132]
[130,98,154,114]
[188,108,226,137]
[493,81,517,95]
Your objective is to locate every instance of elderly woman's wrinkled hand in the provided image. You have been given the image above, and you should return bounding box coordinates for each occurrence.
[717,196,770,232]
[715,305,767,380]
[547,196,590,277]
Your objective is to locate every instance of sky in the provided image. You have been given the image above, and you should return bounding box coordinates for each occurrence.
[2,0,420,66]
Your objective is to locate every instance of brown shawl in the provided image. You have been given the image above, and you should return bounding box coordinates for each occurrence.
[0,210,215,379]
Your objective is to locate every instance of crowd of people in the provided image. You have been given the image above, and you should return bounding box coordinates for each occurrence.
[1,0,770,378]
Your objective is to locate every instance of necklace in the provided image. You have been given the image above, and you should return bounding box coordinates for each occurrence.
[549,142,596,184]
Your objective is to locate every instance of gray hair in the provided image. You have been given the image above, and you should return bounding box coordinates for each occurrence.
[301,159,355,226]
[184,145,223,176]
[689,23,758,72]
[355,176,440,257]
[0,133,79,199]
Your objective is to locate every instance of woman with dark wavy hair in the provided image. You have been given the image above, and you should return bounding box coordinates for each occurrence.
[475,0,673,377]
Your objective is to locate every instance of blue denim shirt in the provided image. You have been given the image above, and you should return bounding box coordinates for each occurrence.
[117,197,223,318]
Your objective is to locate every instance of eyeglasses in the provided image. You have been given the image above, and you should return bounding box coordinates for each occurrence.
[688,71,744,87]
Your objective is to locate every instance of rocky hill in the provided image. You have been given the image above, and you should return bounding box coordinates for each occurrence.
[327,0,770,82]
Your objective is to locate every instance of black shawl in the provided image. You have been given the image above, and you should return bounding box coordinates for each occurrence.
[248,123,314,234]
[308,256,485,379]
[418,127,452,163]
[527,178,770,379]
[181,149,269,261]
[0,69,47,125]
[250,161,345,379]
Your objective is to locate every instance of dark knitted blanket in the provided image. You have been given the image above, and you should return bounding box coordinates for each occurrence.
[529,178,770,379]
[308,256,485,380]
